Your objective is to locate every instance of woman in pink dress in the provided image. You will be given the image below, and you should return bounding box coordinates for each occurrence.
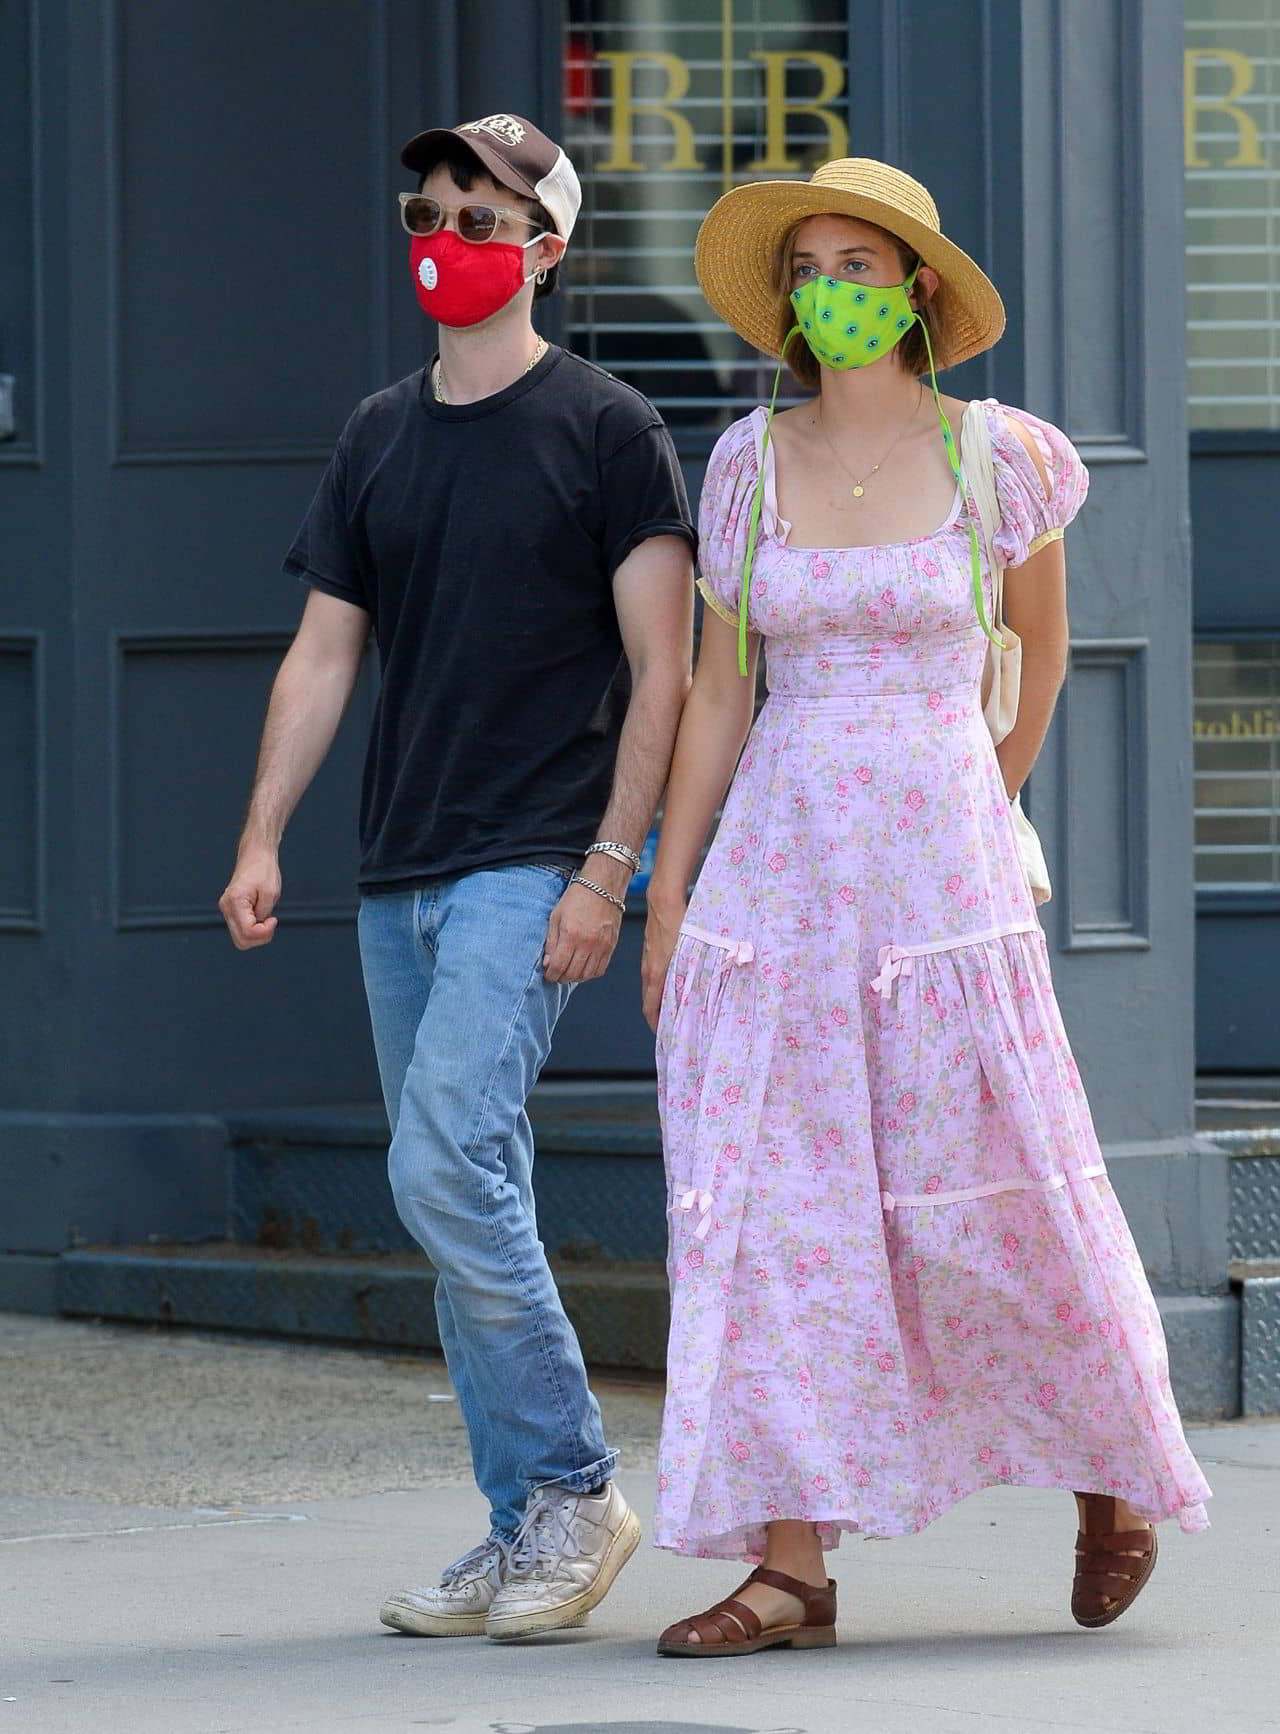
[641,159,1210,1659]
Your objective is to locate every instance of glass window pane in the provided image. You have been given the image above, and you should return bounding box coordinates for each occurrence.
[1193,638,1280,888]
[1197,812,1273,844]
[1184,3,1280,431]
[1196,772,1275,805]
[1195,849,1276,884]
[1197,736,1274,771]
[563,1,850,451]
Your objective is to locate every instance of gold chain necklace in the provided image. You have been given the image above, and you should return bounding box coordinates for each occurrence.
[816,383,924,498]
[433,337,547,405]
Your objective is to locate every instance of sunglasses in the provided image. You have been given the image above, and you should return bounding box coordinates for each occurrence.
[398,192,543,244]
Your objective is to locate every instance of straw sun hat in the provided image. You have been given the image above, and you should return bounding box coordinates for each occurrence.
[695,157,1005,371]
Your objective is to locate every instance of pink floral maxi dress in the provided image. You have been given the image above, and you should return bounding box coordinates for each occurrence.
[654,401,1211,1561]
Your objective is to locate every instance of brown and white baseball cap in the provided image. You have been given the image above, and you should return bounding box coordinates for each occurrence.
[401,113,582,243]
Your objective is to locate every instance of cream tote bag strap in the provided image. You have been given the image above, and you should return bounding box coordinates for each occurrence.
[961,400,1020,746]
[959,401,1052,906]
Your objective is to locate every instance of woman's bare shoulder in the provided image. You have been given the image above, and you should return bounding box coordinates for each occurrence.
[936,392,972,423]
[768,401,817,447]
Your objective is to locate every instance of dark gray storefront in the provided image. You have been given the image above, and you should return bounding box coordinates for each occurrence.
[0,1,1250,1410]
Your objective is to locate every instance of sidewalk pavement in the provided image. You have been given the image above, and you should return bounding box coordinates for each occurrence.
[2,1315,1277,1734]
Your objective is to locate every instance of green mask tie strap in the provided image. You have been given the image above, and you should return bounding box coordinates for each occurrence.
[737,327,797,676]
[735,313,1003,676]
[916,317,1004,650]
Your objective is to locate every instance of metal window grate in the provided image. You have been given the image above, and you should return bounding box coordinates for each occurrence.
[1194,640,1280,888]
[562,1,850,449]
[1184,5,1280,431]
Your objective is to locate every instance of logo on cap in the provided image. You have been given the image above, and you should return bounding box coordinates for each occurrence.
[460,114,526,149]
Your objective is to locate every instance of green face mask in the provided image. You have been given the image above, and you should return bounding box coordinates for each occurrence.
[789,264,920,370]
[730,262,1004,678]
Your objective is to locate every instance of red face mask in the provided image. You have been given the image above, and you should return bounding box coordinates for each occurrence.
[410,229,545,328]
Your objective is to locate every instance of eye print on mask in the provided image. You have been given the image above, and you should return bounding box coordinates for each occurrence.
[789,263,921,370]
[410,229,546,328]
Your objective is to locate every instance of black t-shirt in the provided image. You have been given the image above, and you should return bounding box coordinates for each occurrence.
[284,346,696,891]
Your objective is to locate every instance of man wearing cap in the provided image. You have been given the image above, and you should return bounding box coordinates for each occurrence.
[218,113,696,1640]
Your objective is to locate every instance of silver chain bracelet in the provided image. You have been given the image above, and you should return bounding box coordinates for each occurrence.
[585,840,642,873]
[570,873,627,913]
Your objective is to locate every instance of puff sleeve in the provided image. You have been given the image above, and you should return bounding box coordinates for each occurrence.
[986,401,1089,570]
[695,411,786,629]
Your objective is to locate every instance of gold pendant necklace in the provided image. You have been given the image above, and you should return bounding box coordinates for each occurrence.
[817,384,923,499]
[433,336,547,405]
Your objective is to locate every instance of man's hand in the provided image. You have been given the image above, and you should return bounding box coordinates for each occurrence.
[543,880,624,984]
[217,590,369,954]
[218,843,283,950]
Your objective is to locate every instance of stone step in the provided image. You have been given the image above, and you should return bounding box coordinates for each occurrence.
[55,1244,1241,1420]
[1195,1121,1280,1262]
[1227,1152,1280,1263]
[1230,1259,1280,1418]
[224,1085,666,1263]
[58,1244,671,1373]
[1196,1085,1280,1264]
[230,1095,1280,1269]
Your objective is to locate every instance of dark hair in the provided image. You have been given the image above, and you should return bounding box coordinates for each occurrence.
[772,219,940,387]
[416,135,559,299]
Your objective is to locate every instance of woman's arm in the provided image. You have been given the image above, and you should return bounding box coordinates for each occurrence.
[641,609,761,1029]
[996,536,1069,798]
[993,415,1069,798]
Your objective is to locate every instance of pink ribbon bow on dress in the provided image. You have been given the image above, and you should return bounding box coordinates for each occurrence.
[871,943,914,999]
[677,1187,715,1240]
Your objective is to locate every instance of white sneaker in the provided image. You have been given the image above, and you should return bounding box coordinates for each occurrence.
[380,1536,509,1637]
[484,1482,641,1641]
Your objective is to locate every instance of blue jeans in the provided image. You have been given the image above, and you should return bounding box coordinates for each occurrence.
[357,868,617,1539]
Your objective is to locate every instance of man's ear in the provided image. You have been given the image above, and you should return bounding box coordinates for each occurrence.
[533,232,566,275]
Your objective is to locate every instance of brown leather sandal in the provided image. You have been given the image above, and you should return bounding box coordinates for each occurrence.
[1072,1494,1159,1628]
[657,1566,837,1658]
